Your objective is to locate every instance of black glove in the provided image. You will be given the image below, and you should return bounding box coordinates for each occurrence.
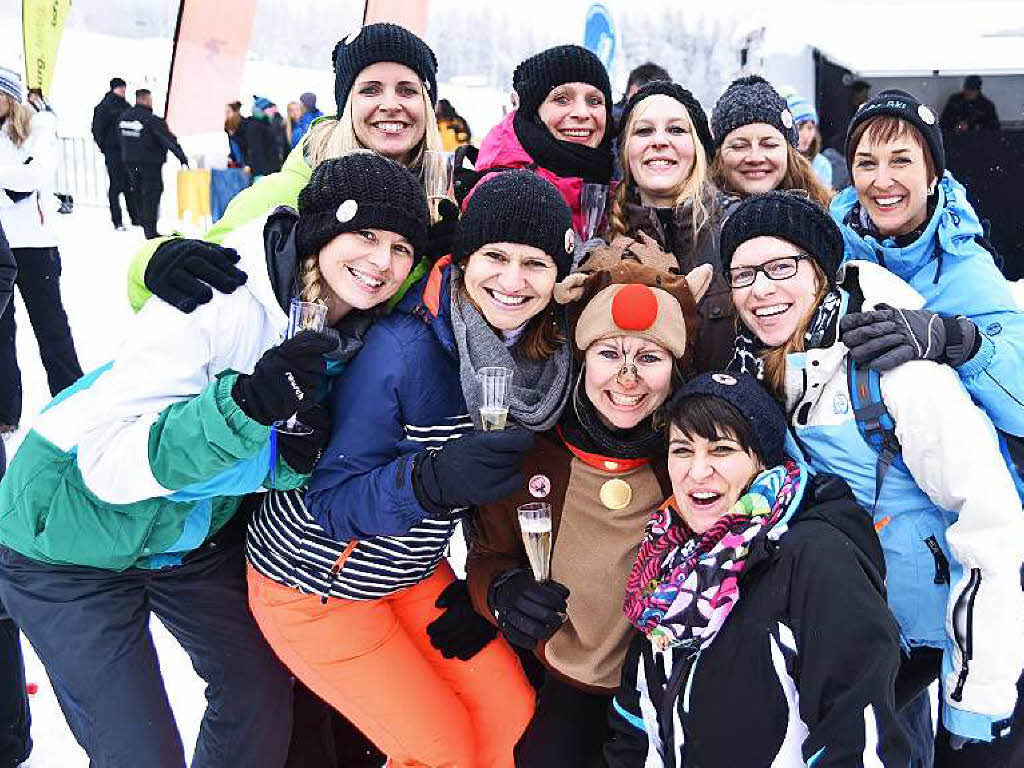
[411,427,535,514]
[276,403,330,474]
[145,238,248,313]
[423,199,459,263]
[490,569,569,649]
[426,579,498,661]
[231,331,338,426]
[840,304,979,371]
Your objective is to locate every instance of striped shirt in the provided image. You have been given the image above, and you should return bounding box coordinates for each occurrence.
[246,415,473,600]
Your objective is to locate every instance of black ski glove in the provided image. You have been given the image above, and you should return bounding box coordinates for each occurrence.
[840,304,979,371]
[276,403,331,474]
[426,579,498,661]
[145,238,248,313]
[411,427,535,515]
[489,568,569,650]
[231,331,338,426]
[423,199,460,263]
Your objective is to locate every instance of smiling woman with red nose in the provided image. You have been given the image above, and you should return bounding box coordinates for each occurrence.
[466,238,713,766]
[471,45,615,238]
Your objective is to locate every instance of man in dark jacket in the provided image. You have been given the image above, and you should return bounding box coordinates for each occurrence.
[91,77,136,230]
[941,75,1001,134]
[119,89,188,239]
[245,97,285,177]
[0,221,30,768]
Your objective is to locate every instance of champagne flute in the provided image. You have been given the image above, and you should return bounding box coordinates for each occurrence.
[423,149,455,221]
[517,502,553,582]
[478,366,513,431]
[579,182,609,242]
[273,298,328,435]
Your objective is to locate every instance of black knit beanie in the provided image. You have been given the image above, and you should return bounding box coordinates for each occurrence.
[719,191,843,285]
[845,89,945,178]
[711,75,797,149]
[455,170,575,279]
[332,23,438,113]
[672,372,787,468]
[513,45,613,132]
[618,80,714,163]
[295,152,429,257]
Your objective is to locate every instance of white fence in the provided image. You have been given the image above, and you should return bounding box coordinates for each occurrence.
[55,136,108,207]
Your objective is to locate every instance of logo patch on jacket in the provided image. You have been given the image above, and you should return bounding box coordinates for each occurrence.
[833,392,850,414]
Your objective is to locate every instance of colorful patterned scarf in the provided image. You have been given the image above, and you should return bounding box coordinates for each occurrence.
[624,460,805,652]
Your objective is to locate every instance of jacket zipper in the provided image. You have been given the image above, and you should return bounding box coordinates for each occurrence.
[660,648,698,767]
[924,536,951,584]
[950,568,982,702]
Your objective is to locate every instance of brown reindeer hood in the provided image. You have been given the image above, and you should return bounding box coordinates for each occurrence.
[556,233,713,362]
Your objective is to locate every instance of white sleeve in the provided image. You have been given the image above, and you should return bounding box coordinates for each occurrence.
[68,291,255,505]
[880,360,1024,720]
[0,115,57,192]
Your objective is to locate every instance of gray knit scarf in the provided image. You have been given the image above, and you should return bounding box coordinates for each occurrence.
[449,271,573,432]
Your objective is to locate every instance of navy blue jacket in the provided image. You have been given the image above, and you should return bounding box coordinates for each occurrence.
[306,261,469,543]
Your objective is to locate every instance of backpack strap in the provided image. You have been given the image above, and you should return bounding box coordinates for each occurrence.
[847,358,904,512]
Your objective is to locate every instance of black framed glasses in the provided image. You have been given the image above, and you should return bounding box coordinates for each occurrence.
[727,254,809,288]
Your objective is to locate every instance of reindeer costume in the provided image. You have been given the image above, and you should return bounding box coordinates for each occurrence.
[465,237,711,763]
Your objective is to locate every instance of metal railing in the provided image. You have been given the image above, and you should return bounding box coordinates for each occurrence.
[55,136,108,206]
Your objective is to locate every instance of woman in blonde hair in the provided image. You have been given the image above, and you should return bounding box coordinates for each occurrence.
[0,65,82,434]
[605,80,733,371]
[710,76,831,211]
[125,21,446,315]
[0,152,429,767]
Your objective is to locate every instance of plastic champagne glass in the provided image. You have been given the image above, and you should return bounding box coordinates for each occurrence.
[478,366,513,431]
[273,298,328,436]
[517,502,553,582]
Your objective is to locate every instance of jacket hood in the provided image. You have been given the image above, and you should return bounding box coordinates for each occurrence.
[831,171,984,280]
[837,259,925,312]
[394,256,459,360]
[100,91,130,110]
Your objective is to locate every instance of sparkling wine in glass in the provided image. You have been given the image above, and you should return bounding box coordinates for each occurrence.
[478,366,512,431]
[580,182,608,242]
[424,149,455,221]
[273,298,328,436]
[518,502,553,582]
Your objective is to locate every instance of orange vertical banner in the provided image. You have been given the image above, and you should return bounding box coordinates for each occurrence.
[362,0,430,36]
[165,0,258,136]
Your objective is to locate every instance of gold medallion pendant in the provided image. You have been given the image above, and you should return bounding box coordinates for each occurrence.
[599,478,632,510]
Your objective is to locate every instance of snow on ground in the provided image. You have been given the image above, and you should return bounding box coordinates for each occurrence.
[6,201,465,766]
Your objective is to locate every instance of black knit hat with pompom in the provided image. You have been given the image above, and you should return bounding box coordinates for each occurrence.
[711,75,798,148]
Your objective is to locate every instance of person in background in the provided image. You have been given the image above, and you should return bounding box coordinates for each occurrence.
[606,373,909,767]
[606,80,733,370]
[91,76,136,230]
[786,92,832,189]
[436,97,471,150]
[0,65,83,436]
[246,96,285,178]
[0,219,30,768]
[225,100,246,168]
[118,88,188,239]
[264,99,289,166]
[286,100,303,148]
[292,91,324,147]
[613,61,670,125]
[941,75,1000,134]
[709,75,831,218]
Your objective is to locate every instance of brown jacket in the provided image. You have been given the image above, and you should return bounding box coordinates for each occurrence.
[622,195,735,372]
[466,429,671,692]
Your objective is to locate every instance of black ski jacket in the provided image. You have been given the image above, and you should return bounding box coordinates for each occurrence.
[118,105,187,167]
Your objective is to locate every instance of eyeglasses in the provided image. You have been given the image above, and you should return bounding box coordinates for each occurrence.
[727,254,809,288]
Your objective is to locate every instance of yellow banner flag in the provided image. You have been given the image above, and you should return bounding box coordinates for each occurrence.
[22,0,72,96]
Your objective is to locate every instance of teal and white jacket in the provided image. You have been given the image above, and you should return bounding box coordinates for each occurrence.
[831,171,1024,436]
[0,211,312,571]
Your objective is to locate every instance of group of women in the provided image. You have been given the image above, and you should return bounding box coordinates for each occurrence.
[0,20,1021,768]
